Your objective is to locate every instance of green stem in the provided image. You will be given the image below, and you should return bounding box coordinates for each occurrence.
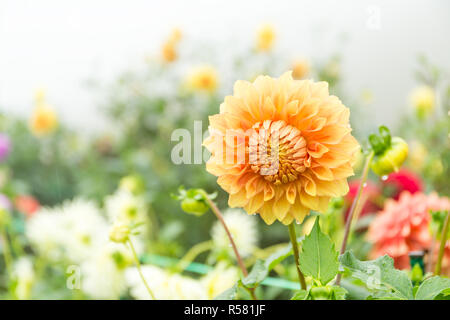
[147,204,160,240]
[434,210,450,276]
[427,234,437,273]
[336,151,374,286]
[288,223,307,290]
[174,240,213,272]
[128,238,156,300]
[201,191,257,300]
[1,228,13,280]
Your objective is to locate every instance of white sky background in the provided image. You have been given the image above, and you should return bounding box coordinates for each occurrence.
[1,0,449,133]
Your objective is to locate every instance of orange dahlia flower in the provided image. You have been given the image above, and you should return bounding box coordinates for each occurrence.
[368,191,450,269]
[203,72,360,225]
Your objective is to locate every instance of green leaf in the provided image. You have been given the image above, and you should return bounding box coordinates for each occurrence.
[434,288,450,300]
[214,283,238,300]
[378,125,391,147]
[340,279,370,300]
[264,239,302,271]
[368,134,384,155]
[299,219,339,285]
[339,251,414,300]
[291,289,309,300]
[415,276,450,300]
[367,293,404,300]
[242,260,268,288]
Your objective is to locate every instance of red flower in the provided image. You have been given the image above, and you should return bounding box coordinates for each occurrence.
[382,169,423,200]
[15,195,40,217]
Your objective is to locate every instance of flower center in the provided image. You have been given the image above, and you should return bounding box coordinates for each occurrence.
[248,120,307,185]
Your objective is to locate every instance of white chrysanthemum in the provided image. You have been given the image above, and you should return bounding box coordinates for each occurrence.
[13,257,35,300]
[125,265,207,300]
[81,243,130,299]
[211,209,258,258]
[61,200,109,262]
[201,262,239,299]
[26,199,108,263]
[26,208,67,261]
[105,190,148,226]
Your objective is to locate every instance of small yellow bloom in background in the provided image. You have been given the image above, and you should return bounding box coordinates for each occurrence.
[204,72,360,225]
[29,89,58,137]
[409,85,435,118]
[187,65,218,93]
[161,28,183,63]
[169,28,182,43]
[256,24,276,52]
[409,140,427,171]
[162,42,177,63]
[34,88,46,104]
[291,59,310,79]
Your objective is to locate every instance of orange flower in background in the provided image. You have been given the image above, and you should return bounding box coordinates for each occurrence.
[368,191,450,269]
[161,28,182,63]
[15,195,41,217]
[162,42,177,63]
[203,72,360,225]
[29,89,58,136]
[292,59,310,80]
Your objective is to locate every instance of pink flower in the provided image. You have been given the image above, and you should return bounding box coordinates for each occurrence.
[0,134,11,162]
[368,191,450,270]
[382,169,423,200]
[0,194,12,211]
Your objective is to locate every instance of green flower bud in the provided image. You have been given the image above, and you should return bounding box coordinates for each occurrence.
[172,187,213,217]
[181,198,209,216]
[371,137,408,176]
[310,286,332,300]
